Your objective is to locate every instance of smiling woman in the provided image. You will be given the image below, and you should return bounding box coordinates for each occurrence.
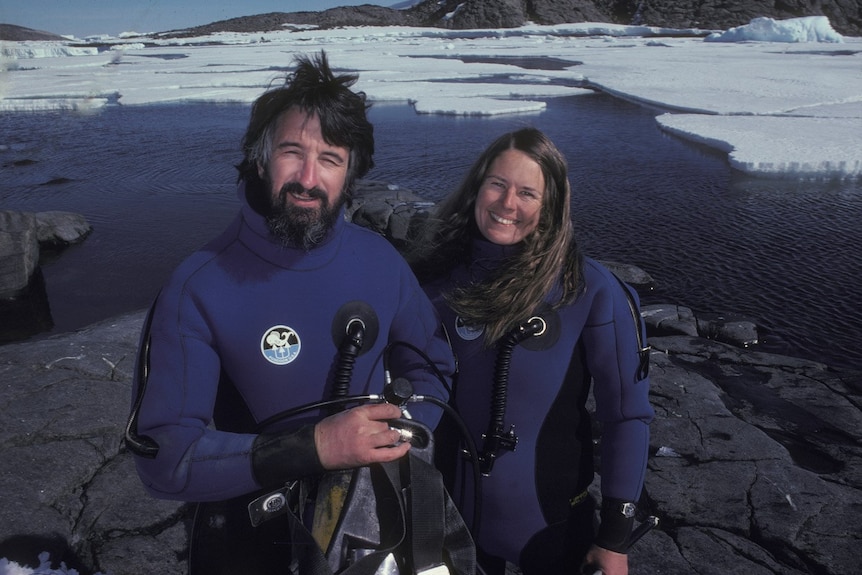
[474,149,545,246]
[405,126,654,574]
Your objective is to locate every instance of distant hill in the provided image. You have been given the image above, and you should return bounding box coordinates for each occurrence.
[148,0,862,39]
[0,23,69,41]
[2,0,858,40]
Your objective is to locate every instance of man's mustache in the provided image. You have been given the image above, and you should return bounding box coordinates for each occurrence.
[277,182,328,204]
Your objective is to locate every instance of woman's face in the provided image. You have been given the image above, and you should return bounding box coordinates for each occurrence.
[474,148,545,245]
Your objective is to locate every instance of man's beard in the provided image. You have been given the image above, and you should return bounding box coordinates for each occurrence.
[265,181,345,250]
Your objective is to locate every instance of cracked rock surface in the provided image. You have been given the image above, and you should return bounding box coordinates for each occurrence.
[0,311,859,574]
[629,337,861,574]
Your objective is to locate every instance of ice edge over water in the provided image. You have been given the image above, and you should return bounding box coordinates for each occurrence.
[1,15,861,179]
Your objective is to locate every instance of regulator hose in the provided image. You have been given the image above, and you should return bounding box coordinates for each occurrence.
[479,316,546,474]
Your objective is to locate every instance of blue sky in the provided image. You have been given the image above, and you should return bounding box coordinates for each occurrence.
[1,1,400,38]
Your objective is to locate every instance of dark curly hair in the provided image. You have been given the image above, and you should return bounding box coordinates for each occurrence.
[236,51,374,197]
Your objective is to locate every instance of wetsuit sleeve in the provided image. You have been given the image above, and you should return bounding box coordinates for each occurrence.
[385,263,456,427]
[132,278,325,501]
[581,263,654,504]
[131,288,257,501]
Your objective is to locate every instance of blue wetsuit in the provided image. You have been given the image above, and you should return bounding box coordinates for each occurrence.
[423,238,654,572]
[132,182,454,502]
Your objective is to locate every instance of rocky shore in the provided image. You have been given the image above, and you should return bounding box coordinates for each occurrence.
[1,185,860,574]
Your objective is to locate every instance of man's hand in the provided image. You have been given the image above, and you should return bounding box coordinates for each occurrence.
[314,403,410,469]
[582,545,628,575]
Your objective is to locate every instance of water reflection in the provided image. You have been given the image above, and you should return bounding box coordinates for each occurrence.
[410,54,582,70]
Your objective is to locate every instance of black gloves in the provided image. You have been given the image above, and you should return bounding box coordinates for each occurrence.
[594,498,636,554]
[251,424,326,488]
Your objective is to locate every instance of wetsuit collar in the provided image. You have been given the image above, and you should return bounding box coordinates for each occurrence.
[235,179,346,270]
[469,236,523,281]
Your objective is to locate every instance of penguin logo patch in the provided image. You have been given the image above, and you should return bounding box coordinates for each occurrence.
[261,325,301,365]
[454,316,484,341]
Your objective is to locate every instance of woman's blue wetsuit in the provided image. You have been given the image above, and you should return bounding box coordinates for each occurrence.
[423,238,654,573]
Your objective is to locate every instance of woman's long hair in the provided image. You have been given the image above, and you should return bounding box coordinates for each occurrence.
[408,128,583,344]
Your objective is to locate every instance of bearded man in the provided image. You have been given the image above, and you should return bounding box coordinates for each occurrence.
[125,51,456,574]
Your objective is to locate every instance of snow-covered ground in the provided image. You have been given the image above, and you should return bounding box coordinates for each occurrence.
[0,13,859,575]
[0,553,84,575]
[1,15,860,180]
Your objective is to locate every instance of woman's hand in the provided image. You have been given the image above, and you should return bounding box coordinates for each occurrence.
[314,403,410,469]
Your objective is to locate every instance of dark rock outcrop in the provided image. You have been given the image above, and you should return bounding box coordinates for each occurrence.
[434,0,529,30]
[0,23,68,41]
[1,210,92,343]
[0,210,91,299]
[5,1,859,40]
[346,180,436,251]
[642,304,760,348]
[151,0,860,40]
[160,5,414,37]
[529,0,614,25]
[0,212,40,299]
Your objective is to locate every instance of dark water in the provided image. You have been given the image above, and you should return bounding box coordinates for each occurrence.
[1,95,860,372]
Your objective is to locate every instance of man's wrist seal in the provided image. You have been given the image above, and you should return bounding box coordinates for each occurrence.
[594,497,636,553]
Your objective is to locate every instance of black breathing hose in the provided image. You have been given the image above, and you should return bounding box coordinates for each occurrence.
[480,316,546,475]
[330,319,366,403]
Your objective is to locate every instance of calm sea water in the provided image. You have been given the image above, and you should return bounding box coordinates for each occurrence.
[1,95,860,371]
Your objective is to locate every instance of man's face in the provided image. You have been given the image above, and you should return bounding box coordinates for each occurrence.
[257,107,350,248]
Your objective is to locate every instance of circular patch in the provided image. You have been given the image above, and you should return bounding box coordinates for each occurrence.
[454,316,484,341]
[261,325,301,365]
[520,305,561,351]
